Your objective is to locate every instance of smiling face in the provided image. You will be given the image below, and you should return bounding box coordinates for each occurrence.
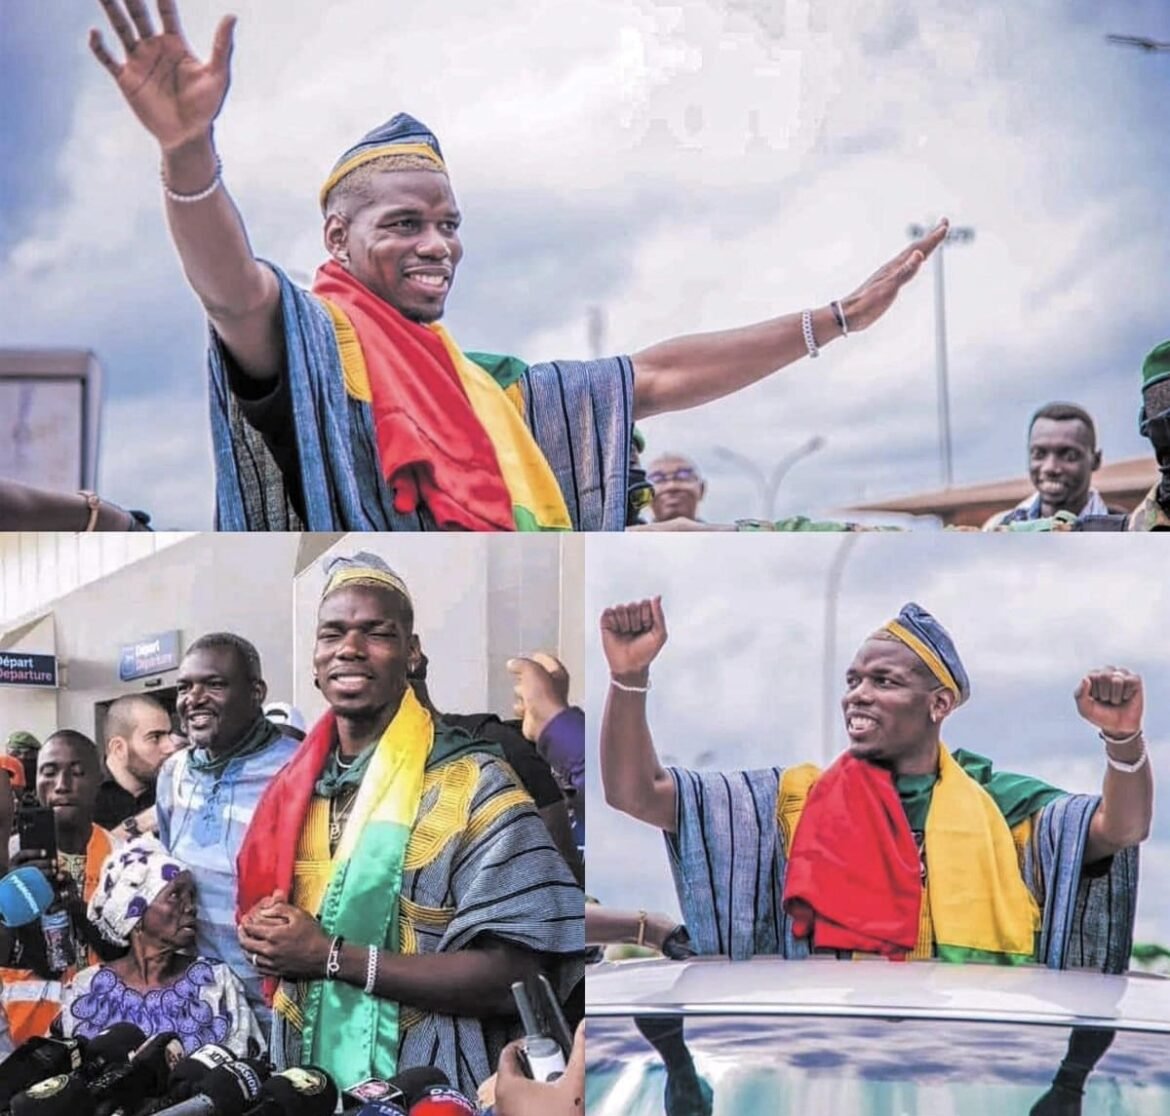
[647,454,706,522]
[176,646,265,755]
[1027,416,1099,516]
[313,585,413,723]
[324,169,463,323]
[841,637,955,773]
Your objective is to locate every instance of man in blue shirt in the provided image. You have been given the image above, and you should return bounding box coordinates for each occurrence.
[156,632,300,1030]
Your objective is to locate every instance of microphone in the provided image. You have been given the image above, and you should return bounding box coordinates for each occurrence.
[151,1044,240,1106]
[78,1024,149,1080]
[87,1031,184,1116]
[0,1039,86,1107]
[145,1060,271,1116]
[241,1067,337,1116]
[0,866,55,927]
[9,1071,95,1116]
[406,1085,478,1116]
[342,1068,448,1113]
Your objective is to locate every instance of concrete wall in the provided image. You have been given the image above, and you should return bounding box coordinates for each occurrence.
[0,533,581,747]
[292,534,580,724]
[0,532,193,625]
[0,534,301,745]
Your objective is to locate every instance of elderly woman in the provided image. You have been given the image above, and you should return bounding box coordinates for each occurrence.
[57,837,264,1057]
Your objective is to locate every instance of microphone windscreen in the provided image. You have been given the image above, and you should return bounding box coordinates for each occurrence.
[199,1060,270,1116]
[0,867,55,927]
[387,1068,448,1103]
[11,1072,96,1116]
[407,1086,478,1116]
[167,1044,239,1100]
[259,1067,338,1116]
[85,1024,147,1067]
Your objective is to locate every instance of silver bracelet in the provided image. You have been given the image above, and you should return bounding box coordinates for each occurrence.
[1099,726,1143,747]
[801,309,819,358]
[364,945,379,994]
[325,934,345,980]
[1105,739,1148,774]
[610,676,651,694]
[161,153,223,204]
[830,299,850,337]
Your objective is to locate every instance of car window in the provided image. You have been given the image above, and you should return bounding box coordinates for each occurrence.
[586,1014,1170,1115]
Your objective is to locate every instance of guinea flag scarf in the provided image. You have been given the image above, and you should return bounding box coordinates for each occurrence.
[237,687,434,1084]
[782,746,1040,962]
[312,261,571,532]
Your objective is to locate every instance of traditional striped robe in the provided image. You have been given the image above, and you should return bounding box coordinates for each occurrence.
[665,767,1137,973]
[208,266,633,532]
[270,754,584,1096]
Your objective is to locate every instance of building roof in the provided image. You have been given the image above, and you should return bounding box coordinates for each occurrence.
[846,457,1157,527]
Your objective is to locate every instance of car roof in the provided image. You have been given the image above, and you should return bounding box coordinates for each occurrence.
[586,957,1170,1033]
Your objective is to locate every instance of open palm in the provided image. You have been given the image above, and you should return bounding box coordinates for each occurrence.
[89,0,235,151]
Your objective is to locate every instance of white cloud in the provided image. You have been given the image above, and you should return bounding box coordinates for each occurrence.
[0,0,1164,520]
[585,537,1170,936]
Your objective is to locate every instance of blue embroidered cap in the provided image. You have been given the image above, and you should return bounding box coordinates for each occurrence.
[882,602,971,705]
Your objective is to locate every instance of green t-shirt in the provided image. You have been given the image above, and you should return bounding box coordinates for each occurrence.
[895,748,1065,833]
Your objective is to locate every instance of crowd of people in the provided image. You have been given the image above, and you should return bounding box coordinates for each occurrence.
[0,552,588,1115]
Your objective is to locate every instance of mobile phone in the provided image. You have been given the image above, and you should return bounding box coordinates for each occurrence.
[18,805,57,861]
[511,977,571,1082]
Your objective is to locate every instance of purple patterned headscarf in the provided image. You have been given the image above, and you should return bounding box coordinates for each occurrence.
[87,836,188,947]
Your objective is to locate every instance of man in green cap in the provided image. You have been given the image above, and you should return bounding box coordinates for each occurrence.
[5,733,40,798]
[88,0,946,533]
[1129,341,1170,531]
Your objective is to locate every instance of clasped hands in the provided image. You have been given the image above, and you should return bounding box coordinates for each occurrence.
[237,889,332,979]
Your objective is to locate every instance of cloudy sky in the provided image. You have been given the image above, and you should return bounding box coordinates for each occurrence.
[2,0,1168,527]
[584,534,1170,944]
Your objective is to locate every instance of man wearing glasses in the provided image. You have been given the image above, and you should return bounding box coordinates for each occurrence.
[1130,341,1170,531]
[647,454,708,525]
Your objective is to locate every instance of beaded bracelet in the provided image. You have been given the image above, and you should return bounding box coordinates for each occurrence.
[610,676,651,694]
[800,309,819,359]
[364,945,379,994]
[162,153,223,204]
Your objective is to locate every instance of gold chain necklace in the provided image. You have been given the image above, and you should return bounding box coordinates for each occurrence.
[328,785,359,846]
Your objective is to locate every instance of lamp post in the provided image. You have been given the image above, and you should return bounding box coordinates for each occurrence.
[908,223,974,489]
[712,436,826,520]
[821,532,861,765]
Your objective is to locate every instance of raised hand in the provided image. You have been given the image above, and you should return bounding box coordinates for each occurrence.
[1075,667,1144,739]
[89,0,236,152]
[507,653,571,742]
[839,218,949,332]
[600,597,668,681]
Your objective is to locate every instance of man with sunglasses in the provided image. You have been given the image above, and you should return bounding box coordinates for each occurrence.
[1130,341,1170,531]
[647,454,708,524]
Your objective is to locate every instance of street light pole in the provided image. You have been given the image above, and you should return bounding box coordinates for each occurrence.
[821,532,860,765]
[712,436,826,520]
[908,223,974,489]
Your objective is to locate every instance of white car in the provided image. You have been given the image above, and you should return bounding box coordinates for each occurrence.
[585,956,1170,1115]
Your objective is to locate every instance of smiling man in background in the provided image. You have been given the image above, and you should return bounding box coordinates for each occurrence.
[156,633,300,1029]
[647,454,708,524]
[599,598,1149,969]
[984,403,1110,528]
